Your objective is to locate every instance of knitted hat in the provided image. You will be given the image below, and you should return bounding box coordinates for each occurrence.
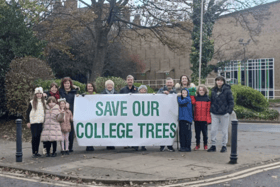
[139,85,147,91]
[34,87,43,94]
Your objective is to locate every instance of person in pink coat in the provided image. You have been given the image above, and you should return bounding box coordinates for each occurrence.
[41,96,64,157]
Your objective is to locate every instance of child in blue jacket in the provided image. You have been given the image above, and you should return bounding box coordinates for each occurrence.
[178,88,193,152]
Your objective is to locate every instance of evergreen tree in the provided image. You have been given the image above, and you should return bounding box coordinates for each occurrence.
[0,0,46,115]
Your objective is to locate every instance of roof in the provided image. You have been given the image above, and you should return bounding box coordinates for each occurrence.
[218,0,280,19]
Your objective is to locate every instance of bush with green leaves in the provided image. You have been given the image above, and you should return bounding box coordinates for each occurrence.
[133,83,154,93]
[34,79,86,94]
[5,57,54,118]
[95,77,126,93]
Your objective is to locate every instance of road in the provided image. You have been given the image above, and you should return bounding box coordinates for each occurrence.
[0,123,279,187]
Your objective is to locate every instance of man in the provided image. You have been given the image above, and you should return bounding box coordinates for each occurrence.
[157,77,176,152]
[207,76,234,153]
[120,75,138,94]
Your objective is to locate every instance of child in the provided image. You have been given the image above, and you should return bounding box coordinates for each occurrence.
[190,85,211,151]
[177,88,193,152]
[26,87,47,158]
[41,96,64,157]
[58,99,72,155]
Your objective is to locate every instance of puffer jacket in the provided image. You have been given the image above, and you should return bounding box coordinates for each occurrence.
[210,84,234,115]
[191,95,211,124]
[41,104,64,142]
[177,89,193,123]
[60,110,72,133]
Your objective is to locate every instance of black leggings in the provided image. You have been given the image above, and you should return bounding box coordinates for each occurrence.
[44,141,57,154]
[30,123,43,154]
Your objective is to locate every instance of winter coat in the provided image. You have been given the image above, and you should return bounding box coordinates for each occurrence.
[210,84,234,115]
[191,95,211,124]
[45,91,60,101]
[119,85,138,94]
[100,89,118,94]
[60,110,72,133]
[157,86,177,94]
[41,104,64,142]
[26,100,46,124]
[59,88,77,114]
[177,89,193,123]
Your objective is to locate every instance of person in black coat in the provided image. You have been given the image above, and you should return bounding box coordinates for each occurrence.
[59,77,78,152]
[119,75,138,94]
[207,76,234,153]
[101,80,118,150]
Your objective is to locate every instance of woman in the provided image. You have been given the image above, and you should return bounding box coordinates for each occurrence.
[101,80,117,150]
[44,82,60,101]
[59,77,78,152]
[83,82,97,152]
[175,75,196,93]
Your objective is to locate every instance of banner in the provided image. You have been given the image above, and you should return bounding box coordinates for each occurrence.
[73,94,178,146]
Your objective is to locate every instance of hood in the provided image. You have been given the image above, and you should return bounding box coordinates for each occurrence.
[181,88,190,97]
[46,104,59,110]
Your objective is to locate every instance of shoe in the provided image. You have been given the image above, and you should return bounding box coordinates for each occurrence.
[141,147,147,151]
[61,151,65,155]
[32,154,37,158]
[220,146,227,153]
[35,153,42,157]
[51,153,57,157]
[179,148,186,152]
[185,147,191,152]
[107,146,115,150]
[46,153,51,157]
[86,146,94,151]
[132,146,139,151]
[69,150,74,152]
[167,147,175,152]
[160,146,165,152]
[204,145,208,150]
[65,151,69,155]
[194,145,200,151]
[207,146,216,152]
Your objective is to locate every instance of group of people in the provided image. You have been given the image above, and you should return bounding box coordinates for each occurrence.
[26,74,234,158]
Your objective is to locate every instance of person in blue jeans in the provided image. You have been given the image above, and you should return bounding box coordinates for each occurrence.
[177,88,193,152]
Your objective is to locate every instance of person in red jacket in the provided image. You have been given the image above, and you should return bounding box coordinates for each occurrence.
[191,85,211,151]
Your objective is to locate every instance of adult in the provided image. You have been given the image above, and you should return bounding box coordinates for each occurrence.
[59,77,78,152]
[44,82,60,101]
[119,75,138,94]
[175,75,196,93]
[207,76,234,153]
[157,77,176,152]
[132,85,148,151]
[83,83,97,152]
[101,80,118,150]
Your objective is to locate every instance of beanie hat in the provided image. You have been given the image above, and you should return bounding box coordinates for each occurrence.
[34,87,43,94]
[139,85,147,91]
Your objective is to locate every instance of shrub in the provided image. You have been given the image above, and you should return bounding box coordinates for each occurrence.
[34,79,86,94]
[5,57,54,118]
[95,77,126,93]
[133,83,154,93]
[234,105,279,120]
[231,85,268,111]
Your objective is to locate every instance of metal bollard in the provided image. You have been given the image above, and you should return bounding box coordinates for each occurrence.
[16,119,23,162]
[229,119,238,164]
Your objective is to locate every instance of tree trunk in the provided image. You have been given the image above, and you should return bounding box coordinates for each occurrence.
[89,28,109,82]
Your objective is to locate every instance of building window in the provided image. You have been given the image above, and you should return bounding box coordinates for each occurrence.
[218,58,274,99]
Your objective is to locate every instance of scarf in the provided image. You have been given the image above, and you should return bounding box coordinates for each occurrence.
[105,89,115,94]
[50,91,60,101]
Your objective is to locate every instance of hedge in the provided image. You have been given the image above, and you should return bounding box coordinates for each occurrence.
[134,83,154,93]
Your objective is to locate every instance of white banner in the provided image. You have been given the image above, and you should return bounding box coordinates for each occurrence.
[73,94,178,146]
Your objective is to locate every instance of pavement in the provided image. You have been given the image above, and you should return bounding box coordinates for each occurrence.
[1,124,280,184]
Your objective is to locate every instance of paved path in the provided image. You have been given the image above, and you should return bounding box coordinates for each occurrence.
[1,123,280,183]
